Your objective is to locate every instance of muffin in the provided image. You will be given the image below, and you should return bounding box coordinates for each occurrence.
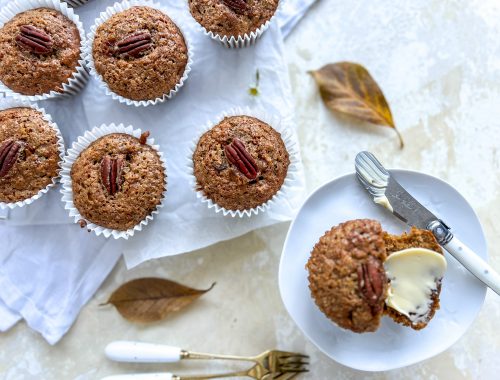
[193,115,290,211]
[307,219,446,333]
[383,227,444,330]
[188,0,279,42]
[91,6,189,102]
[70,133,165,231]
[0,7,82,96]
[0,107,62,203]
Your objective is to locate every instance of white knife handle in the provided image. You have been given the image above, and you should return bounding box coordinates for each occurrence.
[102,373,173,380]
[444,236,500,296]
[105,341,182,363]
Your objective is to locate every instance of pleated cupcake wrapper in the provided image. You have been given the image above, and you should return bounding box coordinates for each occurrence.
[62,0,89,7]
[85,0,194,107]
[60,123,168,239]
[0,99,65,210]
[0,0,88,101]
[187,107,300,218]
[187,0,283,49]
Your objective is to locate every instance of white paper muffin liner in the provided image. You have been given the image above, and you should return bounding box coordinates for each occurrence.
[186,0,283,48]
[0,98,65,210]
[62,0,89,7]
[60,123,168,239]
[0,0,89,101]
[188,107,300,217]
[85,0,194,107]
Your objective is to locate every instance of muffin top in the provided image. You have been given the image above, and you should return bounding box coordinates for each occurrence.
[193,115,289,211]
[189,0,279,37]
[0,8,81,95]
[71,133,165,231]
[92,6,188,101]
[306,219,388,333]
[0,107,60,203]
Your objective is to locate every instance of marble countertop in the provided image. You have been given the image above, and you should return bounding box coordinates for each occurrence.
[2,0,500,379]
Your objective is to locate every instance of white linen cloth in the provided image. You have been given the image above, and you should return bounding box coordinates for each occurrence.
[0,0,316,344]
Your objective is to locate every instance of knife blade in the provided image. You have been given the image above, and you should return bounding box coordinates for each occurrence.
[355,151,500,296]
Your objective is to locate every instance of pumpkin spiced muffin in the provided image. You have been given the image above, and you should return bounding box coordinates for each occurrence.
[0,107,62,204]
[188,0,279,39]
[193,115,290,212]
[91,6,189,102]
[0,7,82,96]
[70,132,165,231]
[307,219,447,333]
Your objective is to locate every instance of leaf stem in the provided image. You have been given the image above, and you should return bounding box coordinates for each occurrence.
[395,128,404,149]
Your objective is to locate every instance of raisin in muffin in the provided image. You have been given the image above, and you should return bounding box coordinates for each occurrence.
[91,6,188,101]
[0,7,81,95]
[193,115,289,211]
[189,0,279,38]
[0,107,61,203]
[70,133,165,231]
[307,219,445,333]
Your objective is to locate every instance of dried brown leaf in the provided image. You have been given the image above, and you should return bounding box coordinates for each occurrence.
[310,62,404,148]
[102,278,215,323]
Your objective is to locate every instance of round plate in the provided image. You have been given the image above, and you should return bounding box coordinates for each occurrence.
[279,170,487,371]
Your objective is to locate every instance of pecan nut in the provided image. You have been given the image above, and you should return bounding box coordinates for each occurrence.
[224,138,258,180]
[15,25,53,55]
[100,156,124,195]
[114,32,153,58]
[0,139,22,178]
[222,0,249,14]
[357,257,386,312]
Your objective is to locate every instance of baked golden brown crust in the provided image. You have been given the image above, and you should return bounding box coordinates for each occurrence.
[383,227,443,330]
[193,116,289,211]
[71,133,165,231]
[306,219,388,333]
[0,8,81,95]
[92,6,188,101]
[188,0,279,37]
[0,107,60,202]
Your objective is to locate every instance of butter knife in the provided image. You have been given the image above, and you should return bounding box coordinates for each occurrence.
[355,151,500,296]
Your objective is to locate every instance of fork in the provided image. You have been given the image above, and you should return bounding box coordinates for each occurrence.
[102,366,302,380]
[104,341,308,379]
[105,341,309,374]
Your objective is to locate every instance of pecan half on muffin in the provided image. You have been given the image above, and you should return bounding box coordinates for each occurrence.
[0,107,61,203]
[91,6,188,101]
[70,133,166,231]
[193,115,289,211]
[307,219,446,333]
[0,8,81,95]
[189,0,279,38]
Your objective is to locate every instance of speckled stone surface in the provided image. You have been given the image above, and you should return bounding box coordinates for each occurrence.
[2,0,500,379]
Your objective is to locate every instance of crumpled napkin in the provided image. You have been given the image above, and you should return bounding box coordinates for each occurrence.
[0,0,316,344]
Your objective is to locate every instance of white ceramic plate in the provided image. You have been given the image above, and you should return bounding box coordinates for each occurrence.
[279,170,487,371]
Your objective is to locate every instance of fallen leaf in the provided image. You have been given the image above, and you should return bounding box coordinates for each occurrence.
[102,278,215,323]
[310,62,404,148]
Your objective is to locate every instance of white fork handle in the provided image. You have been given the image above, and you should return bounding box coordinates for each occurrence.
[102,373,173,380]
[105,341,182,363]
[444,237,500,296]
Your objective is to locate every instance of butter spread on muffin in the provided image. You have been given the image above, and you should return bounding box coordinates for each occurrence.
[307,219,446,333]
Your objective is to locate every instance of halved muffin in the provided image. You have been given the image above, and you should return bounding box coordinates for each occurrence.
[306,219,446,333]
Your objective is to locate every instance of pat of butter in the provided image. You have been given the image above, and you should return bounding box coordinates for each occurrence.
[374,195,393,213]
[384,248,447,324]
